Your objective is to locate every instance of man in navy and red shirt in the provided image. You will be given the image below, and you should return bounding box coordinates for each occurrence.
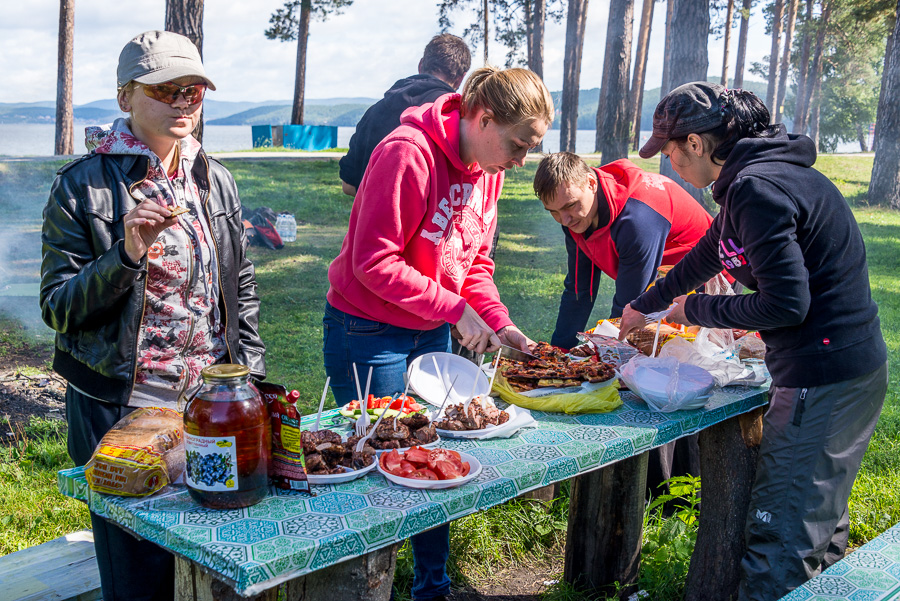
[533,152,714,494]
[534,152,713,349]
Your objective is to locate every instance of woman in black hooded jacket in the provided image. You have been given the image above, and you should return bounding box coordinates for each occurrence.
[619,82,887,601]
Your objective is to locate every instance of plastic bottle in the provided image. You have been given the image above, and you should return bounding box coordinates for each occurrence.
[275,212,297,242]
[183,364,271,509]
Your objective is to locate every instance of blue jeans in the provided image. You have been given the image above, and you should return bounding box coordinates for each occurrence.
[323,302,452,600]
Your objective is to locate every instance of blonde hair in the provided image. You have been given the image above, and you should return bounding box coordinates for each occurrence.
[533,152,596,202]
[461,66,554,126]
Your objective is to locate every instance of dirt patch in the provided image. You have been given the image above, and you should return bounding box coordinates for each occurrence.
[0,337,66,438]
[453,556,564,601]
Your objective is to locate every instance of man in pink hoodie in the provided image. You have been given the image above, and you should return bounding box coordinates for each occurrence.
[324,67,554,601]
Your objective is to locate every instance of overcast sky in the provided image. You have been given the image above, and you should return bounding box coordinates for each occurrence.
[2,0,772,105]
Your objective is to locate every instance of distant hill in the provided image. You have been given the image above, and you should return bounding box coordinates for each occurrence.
[207,103,370,126]
[0,105,121,124]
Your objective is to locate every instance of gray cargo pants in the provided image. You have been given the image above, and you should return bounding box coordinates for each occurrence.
[738,361,888,601]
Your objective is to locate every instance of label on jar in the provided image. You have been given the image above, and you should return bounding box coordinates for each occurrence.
[184,433,239,491]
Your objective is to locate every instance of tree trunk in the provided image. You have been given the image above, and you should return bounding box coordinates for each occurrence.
[722,0,735,86]
[775,0,799,123]
[868,0,900,208]
[799,0,830,137]
[661,0,676,95]
[54,0,75,156]
[595,0,634,162]
[660,0,710,207]
[808,80,821,149]
[856,123,868,152]
[733,0,751,88]
[560,0,590,152]
[282,545,399,600]
[564,454,648,599]
[872,17,895,149]
[766,0,785,116]
[530,0,546,152]
[166,0,205,142]
[683,409,763,601]
[632,0,655,150]
[792,0,815,133]
[291,0,311,125]
[174,557,278,601]
[484,0,490,64]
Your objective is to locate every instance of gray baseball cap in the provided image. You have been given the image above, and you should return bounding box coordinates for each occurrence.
[117,30,216,90]
[639,82,725,159]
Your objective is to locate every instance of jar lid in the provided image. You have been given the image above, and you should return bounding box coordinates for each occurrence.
[201,364,250,379]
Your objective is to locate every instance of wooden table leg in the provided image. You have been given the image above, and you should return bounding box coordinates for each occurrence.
[564,452,649,599]
[282,543,399,600]
[517,482,561,504]
[684,408,764,601]
[175,556,278,601]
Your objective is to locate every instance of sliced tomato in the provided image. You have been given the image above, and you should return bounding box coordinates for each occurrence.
[346,400,360,411]
[396,460,417,477]
[407,401,424,412]
[431,459,462,480]
[460,462,471,477]
[381,449,402,473]
[408,468,439,480]
[404,447,431,467]
[428,448,462,466]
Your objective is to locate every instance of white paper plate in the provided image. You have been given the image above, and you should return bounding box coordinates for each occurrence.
[377,450,482,489]
[407,352,491,407]
[306,460,377,484]
[434,405,535,439]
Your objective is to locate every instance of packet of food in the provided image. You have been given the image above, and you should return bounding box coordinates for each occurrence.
[85,407,184,497]
[257,381,310,493]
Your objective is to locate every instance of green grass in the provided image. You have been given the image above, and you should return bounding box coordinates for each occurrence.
[0,153,898,597]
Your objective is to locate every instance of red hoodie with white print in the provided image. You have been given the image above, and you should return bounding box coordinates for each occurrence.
[327,93,514,333]
[85,119,227,407]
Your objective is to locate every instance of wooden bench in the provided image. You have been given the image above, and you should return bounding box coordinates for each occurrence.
[779,522,900,600]
[0,530,101,601]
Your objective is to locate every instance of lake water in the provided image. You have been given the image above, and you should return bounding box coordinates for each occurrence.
[0,123,861,157]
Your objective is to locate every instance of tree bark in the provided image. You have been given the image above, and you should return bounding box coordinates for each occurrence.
[564,454,648,599]
[775,0,799,123]
[174,557,278,601]
[484,0,490,64]
[733,0,751,88]
[291,0,311,125]
[766,0,785,116]
[632,0,655,150]
[55,0,75,156]
[661,0,676,95]
[872,14,895,149]
[683,409,763,601]
[868,0,900,208]
[722,0,735,86]
[660,0,710,207]
[595,0,634,162]
[166,0,205,142]
[799,0,830,137]
[530,0,545,152]
[560,0,590,152]
[856,123,868,153]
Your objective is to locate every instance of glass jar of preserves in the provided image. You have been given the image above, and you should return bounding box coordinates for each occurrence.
[183,364,271,509]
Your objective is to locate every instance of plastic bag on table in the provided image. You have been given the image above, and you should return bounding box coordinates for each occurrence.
[617,355,714,412]
[491,371,623,414]
[658,336,752,387]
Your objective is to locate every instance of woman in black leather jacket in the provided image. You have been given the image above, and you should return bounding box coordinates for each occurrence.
[40,31,264,601]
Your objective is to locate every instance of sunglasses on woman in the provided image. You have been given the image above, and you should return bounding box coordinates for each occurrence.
[139,82,207,105]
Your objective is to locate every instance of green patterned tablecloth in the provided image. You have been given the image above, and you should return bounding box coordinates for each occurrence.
[780,523,900,601]
[58,386,767,596]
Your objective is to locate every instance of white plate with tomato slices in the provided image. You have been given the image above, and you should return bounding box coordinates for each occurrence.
[338,394,427,420]
[377,447,482,489]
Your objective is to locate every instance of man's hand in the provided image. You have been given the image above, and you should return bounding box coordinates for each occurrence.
[618,303,647,341]
[123,201,177,264]
[341,181,357,197]
[497,324,534,352]
[665,295,692,326]
[454,303,501,354]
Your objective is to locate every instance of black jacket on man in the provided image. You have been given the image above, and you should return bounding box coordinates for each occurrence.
[40,151,266,405]
[339,74,455,190]
[632,128,885,388]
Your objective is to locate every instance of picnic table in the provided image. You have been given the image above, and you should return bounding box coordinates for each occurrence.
[57,384,768,600]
